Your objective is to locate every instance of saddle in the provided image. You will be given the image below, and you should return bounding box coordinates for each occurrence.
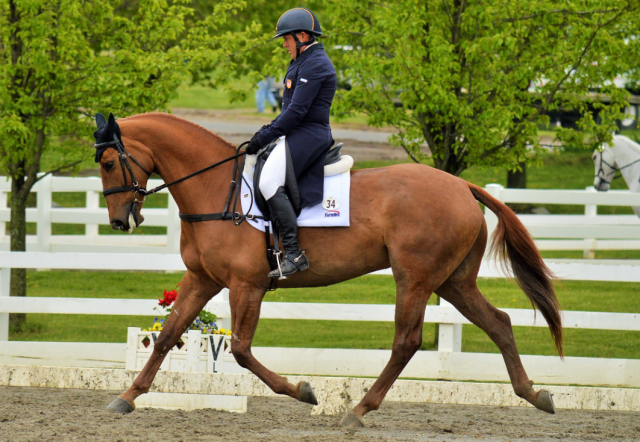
[251,140,345,220]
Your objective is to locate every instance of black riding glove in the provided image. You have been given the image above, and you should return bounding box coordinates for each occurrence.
[245,134,262,155]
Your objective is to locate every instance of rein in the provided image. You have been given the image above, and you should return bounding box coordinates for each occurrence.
[95,137,263,226]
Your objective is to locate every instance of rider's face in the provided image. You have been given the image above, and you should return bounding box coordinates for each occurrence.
[283,32,309,60]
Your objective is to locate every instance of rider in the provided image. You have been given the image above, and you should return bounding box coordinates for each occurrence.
[246,8,337,279]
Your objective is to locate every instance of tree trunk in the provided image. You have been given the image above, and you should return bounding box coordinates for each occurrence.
[506,161,532,213]
[507,161,527,188]
[9,175,28,331]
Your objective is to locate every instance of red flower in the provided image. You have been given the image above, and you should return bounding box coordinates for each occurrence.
[158,289,178,307]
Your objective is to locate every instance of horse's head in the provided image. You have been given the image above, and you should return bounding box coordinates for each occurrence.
[593,144,617,192]
[94,113,152,233]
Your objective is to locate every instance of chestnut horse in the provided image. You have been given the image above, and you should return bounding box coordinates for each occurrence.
[96,112,562,426]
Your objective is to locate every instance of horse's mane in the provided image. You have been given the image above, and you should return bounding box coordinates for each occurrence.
[612,134,640,155]
[120,112,237,151]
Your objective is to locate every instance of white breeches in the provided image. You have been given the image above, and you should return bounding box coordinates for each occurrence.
[258,136,287,200]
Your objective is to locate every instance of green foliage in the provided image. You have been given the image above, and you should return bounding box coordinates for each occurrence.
[197,309,218,325]
[325,0,640,175]
[0,0,261,181]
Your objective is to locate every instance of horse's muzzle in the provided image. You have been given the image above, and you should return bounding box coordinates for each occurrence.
[111,204,144,233]
[594,180,610,192]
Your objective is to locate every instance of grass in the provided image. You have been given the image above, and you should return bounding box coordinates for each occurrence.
[171,83,254,110]
[9,272,640,360]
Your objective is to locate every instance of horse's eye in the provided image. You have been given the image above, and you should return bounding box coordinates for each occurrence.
[103,161,115,171]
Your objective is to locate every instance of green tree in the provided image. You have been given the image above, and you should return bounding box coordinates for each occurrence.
[0,0,254,330]
[182,0,327,102]
[325,0,640,176]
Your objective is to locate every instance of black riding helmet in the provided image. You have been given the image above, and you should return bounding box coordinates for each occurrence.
[273,8,322,57]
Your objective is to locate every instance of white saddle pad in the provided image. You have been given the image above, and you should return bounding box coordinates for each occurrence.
[240,158,352,232]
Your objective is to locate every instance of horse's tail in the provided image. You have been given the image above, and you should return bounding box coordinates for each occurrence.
[468,183,563,357]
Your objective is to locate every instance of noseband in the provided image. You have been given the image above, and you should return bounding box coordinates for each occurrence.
[94,135,152,202]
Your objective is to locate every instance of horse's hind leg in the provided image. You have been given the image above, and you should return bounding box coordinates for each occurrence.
[435,235,555,413]
[228,280,318,405]
[341,278,432,427]
[107,272,222,413]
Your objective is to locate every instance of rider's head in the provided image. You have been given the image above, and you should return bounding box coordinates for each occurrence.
[273,8,322,60]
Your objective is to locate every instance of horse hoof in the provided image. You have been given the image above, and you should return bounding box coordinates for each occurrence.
[534,389,555,414]
[340,411,365,428]
[298,381,318,405]
[107,397,135,414]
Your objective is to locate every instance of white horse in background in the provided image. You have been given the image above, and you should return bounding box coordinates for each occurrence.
[593,134,640,216]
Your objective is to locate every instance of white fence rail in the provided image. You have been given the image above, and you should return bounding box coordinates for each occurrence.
[2,177,640,257]
[0,251,638,388]
[0,175,181,254]
[484,184,640,258]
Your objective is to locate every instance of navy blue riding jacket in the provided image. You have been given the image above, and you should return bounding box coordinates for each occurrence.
[257,43,337,208]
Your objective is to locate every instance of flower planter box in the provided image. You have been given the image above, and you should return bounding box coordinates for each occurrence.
[126,327,248,412]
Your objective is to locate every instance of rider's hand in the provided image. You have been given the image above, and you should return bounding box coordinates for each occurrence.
[245,134,262,155]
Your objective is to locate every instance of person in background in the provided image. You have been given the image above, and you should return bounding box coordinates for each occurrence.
[255,75,278,113]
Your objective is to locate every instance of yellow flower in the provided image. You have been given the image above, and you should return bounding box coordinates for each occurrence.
[152,322,162,331]
[226,330,232,336]
[219,328,226,334]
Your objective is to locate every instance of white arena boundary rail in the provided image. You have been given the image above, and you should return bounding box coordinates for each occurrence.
[0,251,638,389]
[2,176,640,257]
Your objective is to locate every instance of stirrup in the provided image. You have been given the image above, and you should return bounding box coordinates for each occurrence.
[268,252,308,279]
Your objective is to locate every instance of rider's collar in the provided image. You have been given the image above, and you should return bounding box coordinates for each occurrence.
[291,43,323,65]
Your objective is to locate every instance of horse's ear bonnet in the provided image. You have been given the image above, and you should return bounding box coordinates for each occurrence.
[93,112,122,163]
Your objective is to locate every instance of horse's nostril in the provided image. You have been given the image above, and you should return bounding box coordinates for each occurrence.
[111,220,125,230]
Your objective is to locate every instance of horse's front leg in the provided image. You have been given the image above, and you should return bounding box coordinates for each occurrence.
[229,281,318,405]
[107,272,222,413]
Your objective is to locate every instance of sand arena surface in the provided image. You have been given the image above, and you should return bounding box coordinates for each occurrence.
[1,386,639,442]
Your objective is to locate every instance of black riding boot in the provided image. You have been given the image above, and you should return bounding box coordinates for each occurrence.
[266,187,309,278]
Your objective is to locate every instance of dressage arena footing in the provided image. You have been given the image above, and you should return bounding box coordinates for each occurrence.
[1,364,639,415]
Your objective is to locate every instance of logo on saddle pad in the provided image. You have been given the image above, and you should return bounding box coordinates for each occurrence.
[325,210,340,218]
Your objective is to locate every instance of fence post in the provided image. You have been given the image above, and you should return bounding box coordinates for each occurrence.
[166,195,180,254]
[0,267,10,340]
[437,300,462,352]
[125,327,141,370]
[85,190,100,241]
[36,174,52,252]
[187,329,201,372]
[0,190,6,239]
[583,186,597,259]
[208,288,231,331]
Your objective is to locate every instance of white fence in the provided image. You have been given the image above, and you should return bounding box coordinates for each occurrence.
[0,251,638,388]
[2,177,640,256]
[0,175,181,254]
[485,184,640,258]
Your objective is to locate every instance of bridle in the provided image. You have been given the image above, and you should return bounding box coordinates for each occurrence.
[95,134,258,225]
[594,149,640,186]
[94,135,153,203]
